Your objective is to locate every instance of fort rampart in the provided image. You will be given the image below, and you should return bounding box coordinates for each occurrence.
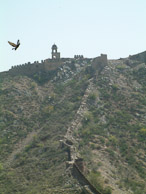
[129,51,146,63]
[91,54,108,72]
[8,59,62,76]
[8,54,108,77]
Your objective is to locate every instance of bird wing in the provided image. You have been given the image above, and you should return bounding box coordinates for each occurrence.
[8,41,17,47]
[15,44,20,50]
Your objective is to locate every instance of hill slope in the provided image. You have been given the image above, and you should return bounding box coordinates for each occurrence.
[0,54,146,194]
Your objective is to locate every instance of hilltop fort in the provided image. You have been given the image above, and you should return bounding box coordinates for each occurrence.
[8,44,108,77]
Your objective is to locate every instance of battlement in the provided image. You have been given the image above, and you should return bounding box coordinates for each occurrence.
[8,59,62,76]
[74,55,84,59]
[8,43,108,77]
[8,54,107,77]
[8,44,62,76]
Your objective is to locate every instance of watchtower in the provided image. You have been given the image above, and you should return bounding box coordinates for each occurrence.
[51,44,60,60]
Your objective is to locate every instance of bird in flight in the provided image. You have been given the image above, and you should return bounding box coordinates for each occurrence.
[8,40,20,50]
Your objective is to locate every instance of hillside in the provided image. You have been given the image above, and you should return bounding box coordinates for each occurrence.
[0,53,146,194]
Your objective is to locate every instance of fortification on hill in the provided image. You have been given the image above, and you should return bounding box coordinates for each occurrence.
[8,44,108,76]
[129,50,146,63]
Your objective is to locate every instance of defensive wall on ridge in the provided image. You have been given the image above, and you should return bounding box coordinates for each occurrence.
[91,54,108,72]
[60,139,102,194]
[129,50,146,63]
[8,59,62,76]
[8,43,108,77]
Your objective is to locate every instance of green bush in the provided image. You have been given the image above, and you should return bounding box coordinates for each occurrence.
[109,135,118,146]
[88,93,97,101]
[88,170,112,194]
[0,163,4,171]
[82,111,93,124]
[139,128,146,136]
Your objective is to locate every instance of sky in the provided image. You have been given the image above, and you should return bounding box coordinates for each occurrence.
[0,0,146,72]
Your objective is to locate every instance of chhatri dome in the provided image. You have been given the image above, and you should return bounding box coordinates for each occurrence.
[51,44,57,50]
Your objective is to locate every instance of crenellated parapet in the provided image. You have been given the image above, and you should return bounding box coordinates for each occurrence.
[9,61,44,76]
[74,55,84,59]
[8,59,62,76]
[8,43,108,78]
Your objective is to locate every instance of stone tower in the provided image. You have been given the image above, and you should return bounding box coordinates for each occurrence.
[51,44,60,60]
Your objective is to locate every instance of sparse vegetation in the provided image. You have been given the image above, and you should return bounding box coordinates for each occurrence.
[0,55,146,193]
[88,170,112,194]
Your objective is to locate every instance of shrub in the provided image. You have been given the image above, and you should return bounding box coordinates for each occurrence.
[42,105,54,116]
[88,170,112,194]
[116,65,126,70]
[139,128,146,135]
[30,82,36,89]
[138,127,146,141]
[0,163,4,171]
[82,111,93,124]
[111,84,119,92]
[109,135,118,146]
[88,93,97,101]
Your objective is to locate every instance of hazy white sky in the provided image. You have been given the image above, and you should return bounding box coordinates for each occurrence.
[1,0,146,72]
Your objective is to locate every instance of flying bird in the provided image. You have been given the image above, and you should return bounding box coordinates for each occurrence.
[8,40,20,50]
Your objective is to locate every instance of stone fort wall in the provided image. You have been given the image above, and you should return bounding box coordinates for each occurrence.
[129,51,146,63]
[8,59,62,76]
[91,54,108,72]
[8,54,108,76]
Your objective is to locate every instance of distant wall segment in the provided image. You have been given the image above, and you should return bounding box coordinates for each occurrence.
[8,53,108,77]
[129,51,146,63]
[8,60,61,76]
[91,54,108,72]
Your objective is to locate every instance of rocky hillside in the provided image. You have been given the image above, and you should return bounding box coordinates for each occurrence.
[0,53,146,194]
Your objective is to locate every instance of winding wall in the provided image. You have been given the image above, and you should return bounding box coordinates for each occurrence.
[62,78,103,194]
